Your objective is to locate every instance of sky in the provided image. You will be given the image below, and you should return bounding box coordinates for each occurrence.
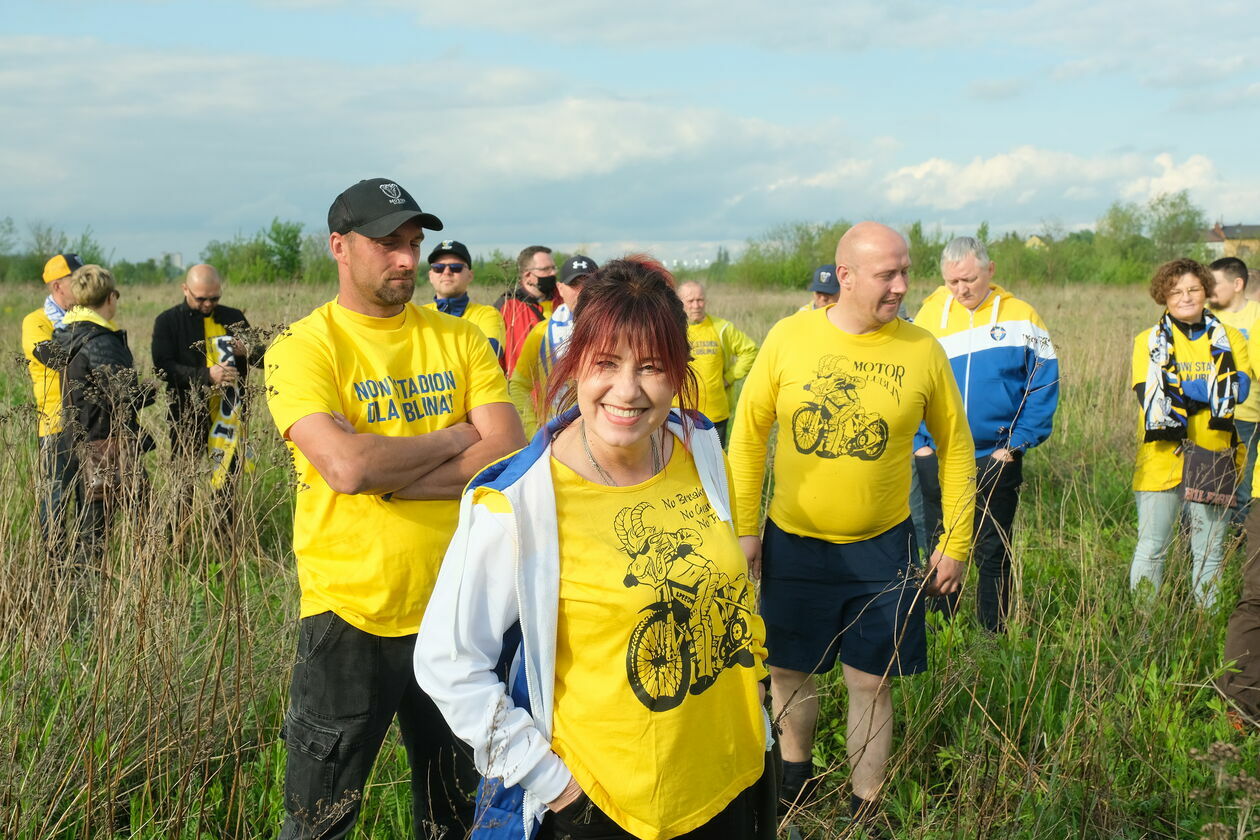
[3,0,1259,267]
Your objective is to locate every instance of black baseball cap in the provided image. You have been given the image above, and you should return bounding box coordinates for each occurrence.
[327,178,443,237]
[427,239,472,266]
[560,254,598,285]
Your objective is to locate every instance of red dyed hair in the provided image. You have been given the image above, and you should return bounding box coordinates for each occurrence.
[545,255,698,426]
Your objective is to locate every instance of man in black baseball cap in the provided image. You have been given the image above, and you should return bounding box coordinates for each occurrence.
[267,177,525,839]
[327,177,443,237]
[423,239,506,367]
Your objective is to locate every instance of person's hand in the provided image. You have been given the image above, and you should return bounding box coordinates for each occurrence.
[740,535,763,580]
[328,411,356,434]
[231,337,247,357]
[914,446,933,457]
[447,421,481,450]
[209,363,239,385]
[990,448,1015,463]
[924,549,964,596]
[548,778,584,813]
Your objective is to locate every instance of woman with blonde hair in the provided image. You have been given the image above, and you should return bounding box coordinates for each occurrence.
[42,264,154,562]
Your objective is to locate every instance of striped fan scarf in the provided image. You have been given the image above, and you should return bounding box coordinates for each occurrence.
[1142,311,1239,442]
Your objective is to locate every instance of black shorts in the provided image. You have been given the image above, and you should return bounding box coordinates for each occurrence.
[761,517,927,677]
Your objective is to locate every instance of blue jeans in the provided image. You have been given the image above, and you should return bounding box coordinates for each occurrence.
[1235,420,1259,528]
[1131,489,1229,607]
[36,433,78,563]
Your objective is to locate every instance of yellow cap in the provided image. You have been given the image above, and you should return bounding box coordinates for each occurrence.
[43,253,84,284]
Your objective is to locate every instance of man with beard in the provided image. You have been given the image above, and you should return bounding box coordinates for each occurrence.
[496,244,557,376]
[265,177,526,840]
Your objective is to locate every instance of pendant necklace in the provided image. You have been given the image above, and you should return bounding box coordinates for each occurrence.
[580,420,661,486]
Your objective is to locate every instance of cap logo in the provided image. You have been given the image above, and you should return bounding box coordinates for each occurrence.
[573,259,589,270]
[821,272,832,281]
[379,183,405,204]
[440,240,454,249]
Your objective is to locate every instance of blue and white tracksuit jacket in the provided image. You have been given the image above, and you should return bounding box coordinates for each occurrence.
[912,284,1059,457]
[413,407,734,840]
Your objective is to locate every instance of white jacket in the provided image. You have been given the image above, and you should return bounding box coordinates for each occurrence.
[413,408,734,838]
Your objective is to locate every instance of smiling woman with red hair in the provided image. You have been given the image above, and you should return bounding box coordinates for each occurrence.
[416,256,774,840]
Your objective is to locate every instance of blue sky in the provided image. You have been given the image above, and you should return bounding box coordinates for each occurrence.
[4,0,1258,266]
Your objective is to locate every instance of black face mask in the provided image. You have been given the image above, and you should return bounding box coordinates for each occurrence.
[535,274,558,297]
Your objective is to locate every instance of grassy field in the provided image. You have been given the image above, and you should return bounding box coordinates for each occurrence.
[1,275,1257,839]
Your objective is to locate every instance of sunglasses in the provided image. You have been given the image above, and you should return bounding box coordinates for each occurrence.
[430,263,467,275]
[191,295,221,304]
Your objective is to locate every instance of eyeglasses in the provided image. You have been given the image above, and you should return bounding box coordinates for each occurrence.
[1167,287,1204,300]
[191,295,221,304]
[430,263,467,274]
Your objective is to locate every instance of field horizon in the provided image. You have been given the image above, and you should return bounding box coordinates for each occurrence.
[2,276,1257,839]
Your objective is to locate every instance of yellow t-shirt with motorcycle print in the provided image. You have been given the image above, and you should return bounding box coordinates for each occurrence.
[549,442,767,840]
[730,307,975,560]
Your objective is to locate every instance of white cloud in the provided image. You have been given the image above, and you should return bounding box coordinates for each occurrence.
[882,146,1133,211]
[1120,153,1216,201]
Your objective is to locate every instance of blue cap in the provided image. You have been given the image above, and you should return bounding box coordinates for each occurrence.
[809,264,839,294]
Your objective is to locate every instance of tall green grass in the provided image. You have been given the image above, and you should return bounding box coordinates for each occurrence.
[1,278,1257,838]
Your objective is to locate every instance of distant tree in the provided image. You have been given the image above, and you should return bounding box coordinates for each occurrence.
[976,220,990,245]
[1147,190,1207,261]
[27,222,68,259]
[265,218,304,281]
[0,217,16,255]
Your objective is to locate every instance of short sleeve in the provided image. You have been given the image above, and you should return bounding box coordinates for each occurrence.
[462,324,511,413]
[265,322,340,438]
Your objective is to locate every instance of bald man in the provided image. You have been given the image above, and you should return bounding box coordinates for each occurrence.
[152,264,261,492]
[677,280,758,445]
[729,222,976,823]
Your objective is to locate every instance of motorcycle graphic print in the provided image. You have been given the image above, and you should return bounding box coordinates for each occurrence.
[614,502,756,712]
[792,354,889,460]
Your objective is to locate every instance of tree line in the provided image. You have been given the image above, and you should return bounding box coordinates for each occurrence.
[0,190,1211,289]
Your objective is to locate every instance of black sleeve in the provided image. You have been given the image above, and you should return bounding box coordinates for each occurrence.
[1133,382,1144,406]
[152,310,210,389]
[31,339,69,369]
[81,335,153,439]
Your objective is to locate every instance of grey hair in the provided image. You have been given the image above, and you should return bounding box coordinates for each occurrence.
[940,236,990,271]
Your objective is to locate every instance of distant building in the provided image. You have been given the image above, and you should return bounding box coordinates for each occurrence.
[161,251,184,270]
[1203,223,1260,260]
[1024,234,1049,250]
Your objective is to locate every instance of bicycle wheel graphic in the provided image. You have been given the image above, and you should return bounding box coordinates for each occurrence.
[792,405,825,455]
[850,417,889,460]
[626,609,692,712]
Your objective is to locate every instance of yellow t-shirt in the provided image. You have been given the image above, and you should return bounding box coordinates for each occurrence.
[265,300,509,636]
[508,320,550,438]
[730,308,976,560]
[21,306,62,436]
[1131,321,1251,492]
[549,443,767,840]
[422,300,506,362]
[1213,301,1260,423]
[685,316,757,424]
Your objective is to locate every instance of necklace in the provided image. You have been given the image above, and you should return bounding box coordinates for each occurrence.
[579,420,662,486]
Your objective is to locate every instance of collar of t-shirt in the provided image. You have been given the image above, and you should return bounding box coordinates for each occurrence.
[434,294,470,318]
[1169,314,1207,340]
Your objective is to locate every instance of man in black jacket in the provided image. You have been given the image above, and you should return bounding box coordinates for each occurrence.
[152,264,261,509]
